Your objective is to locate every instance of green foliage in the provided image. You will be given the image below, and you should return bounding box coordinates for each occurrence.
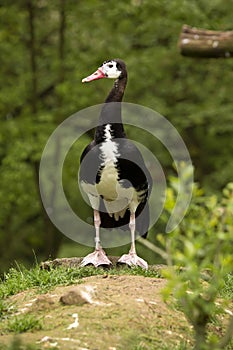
[0,264,160,299]
[0,338,41,350]
[0,299,15,321]
[221,273,233,299]
[5,314,42,334]
[0,0,233,271]
[160,344,188,350]
[1,265,89,297]
[158,178,233,350]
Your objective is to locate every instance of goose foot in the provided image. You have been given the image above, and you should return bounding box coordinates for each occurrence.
[118,253,148,270]
[80,248,112,267]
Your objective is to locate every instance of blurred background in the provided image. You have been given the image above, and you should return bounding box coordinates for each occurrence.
[0,0,232,273]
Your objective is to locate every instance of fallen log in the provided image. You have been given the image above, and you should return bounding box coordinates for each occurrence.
[178,25,233,58]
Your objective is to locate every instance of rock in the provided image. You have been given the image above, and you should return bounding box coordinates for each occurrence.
[40,256,127,269]
[60,285,95,306]
[32,295,56,311]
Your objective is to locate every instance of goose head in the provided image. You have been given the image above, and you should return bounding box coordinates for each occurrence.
[82,59,126,83]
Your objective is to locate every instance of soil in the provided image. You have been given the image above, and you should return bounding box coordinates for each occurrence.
[0,273,193,350]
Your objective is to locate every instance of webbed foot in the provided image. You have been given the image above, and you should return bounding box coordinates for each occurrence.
[80,248,112,267]
[118,252,148,270]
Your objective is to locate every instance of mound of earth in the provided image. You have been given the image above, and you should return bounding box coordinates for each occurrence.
[0,274,192,349]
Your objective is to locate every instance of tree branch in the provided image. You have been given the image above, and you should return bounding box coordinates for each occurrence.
[178,25,233,58]
[218,315,233,349]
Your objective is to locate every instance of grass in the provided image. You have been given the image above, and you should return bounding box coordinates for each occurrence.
[5,314,42,334]
[0,264,232,303]
[117,331,190,350]
[0,265,232,350]
[221,273,233,299]
[0,338,42,350]
[0,337,189,350]
[0,299,12,319]
[0,264,161,299]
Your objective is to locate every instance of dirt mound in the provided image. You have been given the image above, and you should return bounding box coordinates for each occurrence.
[1,275,191,349]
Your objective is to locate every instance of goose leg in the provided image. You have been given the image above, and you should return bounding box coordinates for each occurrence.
[81,210,112,267]
[118,213,148,270]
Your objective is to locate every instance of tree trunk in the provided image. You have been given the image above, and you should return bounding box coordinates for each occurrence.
[178,25,233,58]
[27,0,38,113]
[26,0,64,260]
[58,0,66,84]
[218,316,233,349]
[193,324,207,350]
[39,0,68,259]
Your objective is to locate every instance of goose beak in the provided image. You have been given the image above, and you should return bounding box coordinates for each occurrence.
[82,67,105,83]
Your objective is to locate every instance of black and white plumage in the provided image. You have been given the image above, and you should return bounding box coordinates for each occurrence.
[79,59,152,269]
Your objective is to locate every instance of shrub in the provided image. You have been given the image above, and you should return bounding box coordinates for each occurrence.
[159,179,233,350]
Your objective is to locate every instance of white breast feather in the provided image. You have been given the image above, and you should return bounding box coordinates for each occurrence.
[81,124,144,219]
[99,124,120,164]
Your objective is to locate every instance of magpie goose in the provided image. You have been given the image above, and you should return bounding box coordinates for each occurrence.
[80,59,152,269]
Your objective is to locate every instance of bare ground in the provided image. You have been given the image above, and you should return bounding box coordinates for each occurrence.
[0,274,193,350]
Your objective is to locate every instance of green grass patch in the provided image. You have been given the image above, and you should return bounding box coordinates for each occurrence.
[0,294,17,322]
[5,314,42,334]
[0,264,161,299]
[221,273,233,299]
[0,299,15,320]
[0,338,42,350]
